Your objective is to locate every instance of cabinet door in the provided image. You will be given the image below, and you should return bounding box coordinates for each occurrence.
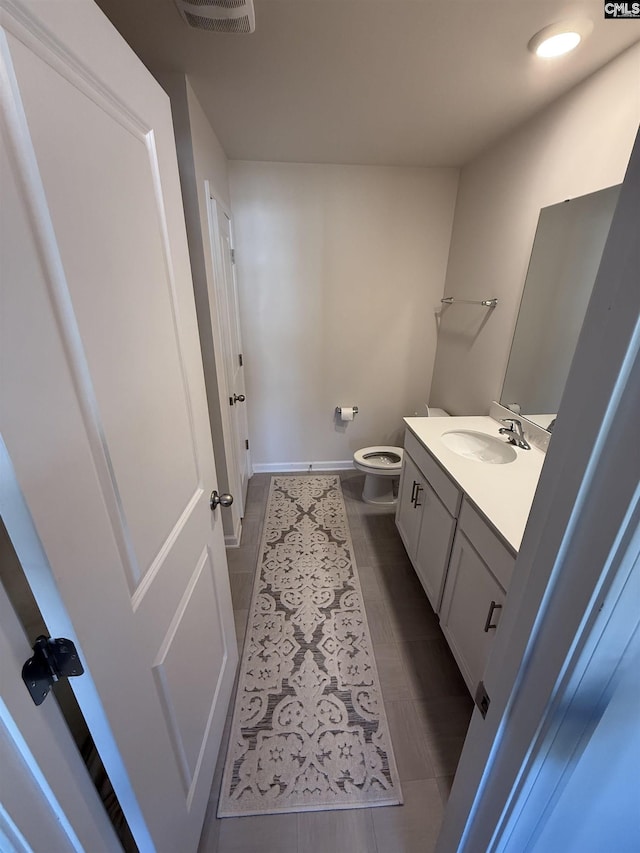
[395,453,425,559]
[413,482,456,613]
[439,531,506,694]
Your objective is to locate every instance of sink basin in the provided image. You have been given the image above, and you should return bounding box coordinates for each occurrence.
[441,430,517,464]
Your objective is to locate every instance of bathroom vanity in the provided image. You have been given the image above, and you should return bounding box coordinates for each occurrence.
[396,413,545,696]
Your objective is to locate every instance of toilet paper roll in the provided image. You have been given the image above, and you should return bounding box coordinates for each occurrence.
[339,406,355,422]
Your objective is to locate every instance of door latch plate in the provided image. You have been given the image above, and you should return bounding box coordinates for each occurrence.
[22,635,84,706]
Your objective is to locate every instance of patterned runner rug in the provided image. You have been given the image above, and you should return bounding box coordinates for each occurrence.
[218,475,402,817]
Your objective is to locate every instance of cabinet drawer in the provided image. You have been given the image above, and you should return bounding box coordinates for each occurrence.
[404,430,462,517]
[459,499,515,591]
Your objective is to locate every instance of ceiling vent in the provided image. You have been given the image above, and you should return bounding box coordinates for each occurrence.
[174,0,255,34]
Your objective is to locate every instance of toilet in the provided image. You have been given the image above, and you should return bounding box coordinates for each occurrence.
[353,446,404,505]
[353,407,449,505]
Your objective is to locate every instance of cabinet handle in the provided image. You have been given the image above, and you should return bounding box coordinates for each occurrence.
[410,480,418,505]
[483,600,502,632]
[413,484,423,508]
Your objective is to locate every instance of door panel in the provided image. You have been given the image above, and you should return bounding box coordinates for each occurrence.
[10,32,200,589]
[1,3,237,850]
[152,547,227,799]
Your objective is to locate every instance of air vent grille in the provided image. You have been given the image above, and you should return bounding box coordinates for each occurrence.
[188,0,246,6]
[175,0,255,33]
[184,11,252,32]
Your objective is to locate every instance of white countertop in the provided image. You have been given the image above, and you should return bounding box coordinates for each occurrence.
[404,416,546,553]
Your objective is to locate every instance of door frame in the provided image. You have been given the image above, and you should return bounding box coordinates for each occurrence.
[218,203,251,506]
[1,573,119,852]
[1,438,155,851]
[0,573,120,852]
[437,131,640,850]
[205,187,250,531]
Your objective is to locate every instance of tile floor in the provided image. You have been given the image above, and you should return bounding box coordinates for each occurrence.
[198,470,473,853]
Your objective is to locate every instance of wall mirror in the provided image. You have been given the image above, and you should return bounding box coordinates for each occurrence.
[501,184,621,431]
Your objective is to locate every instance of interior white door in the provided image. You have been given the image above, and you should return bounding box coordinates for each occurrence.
[0,581,120,853]
[0,2,237,850]
[218,209,250,512]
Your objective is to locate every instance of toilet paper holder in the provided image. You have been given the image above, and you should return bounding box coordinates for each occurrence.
[336,406,358,416]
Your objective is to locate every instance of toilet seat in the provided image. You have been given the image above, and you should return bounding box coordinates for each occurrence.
[353,445,404,505]
[353,446,404,474]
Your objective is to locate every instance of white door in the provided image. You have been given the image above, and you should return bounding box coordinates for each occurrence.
[0,2,237,851]
[0,580,120,852]
[216,205,250,513]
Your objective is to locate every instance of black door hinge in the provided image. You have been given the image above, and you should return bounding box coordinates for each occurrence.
[22,635,84,706]
[239,353,243,367]
[475,680,491,718]
[245,439,249,450]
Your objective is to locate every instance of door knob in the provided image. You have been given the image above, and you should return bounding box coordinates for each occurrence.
[210,490,234,510]
[233,394,246,403]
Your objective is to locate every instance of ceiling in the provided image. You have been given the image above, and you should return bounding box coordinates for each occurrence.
[95,0,640,167]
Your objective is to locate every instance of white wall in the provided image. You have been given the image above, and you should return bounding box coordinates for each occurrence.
[184,83,231,212]
[159,74,240,536]
[429,44,640,416]
[229,162,459,468]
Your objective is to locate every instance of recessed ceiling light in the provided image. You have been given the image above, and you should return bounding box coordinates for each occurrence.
[528,19,594,58]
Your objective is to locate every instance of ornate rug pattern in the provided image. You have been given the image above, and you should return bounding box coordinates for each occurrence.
[217,475,402,817]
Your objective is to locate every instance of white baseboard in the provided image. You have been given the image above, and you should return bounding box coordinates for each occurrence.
[252,460,356,474]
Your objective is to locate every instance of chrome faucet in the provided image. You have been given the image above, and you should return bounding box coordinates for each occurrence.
[499,418,531,450]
